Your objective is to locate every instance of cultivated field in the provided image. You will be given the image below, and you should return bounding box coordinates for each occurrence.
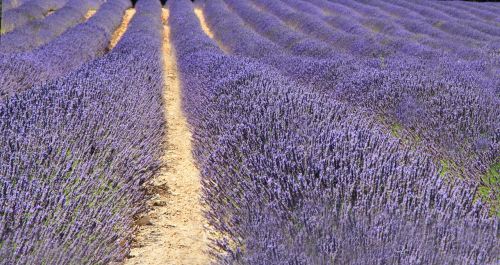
[0,0,499,264]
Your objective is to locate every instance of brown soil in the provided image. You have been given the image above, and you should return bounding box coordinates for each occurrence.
[122,8,211,265]
[108,9,136,50]
[84,9,97,21]
[193,8,215,39]
[194,7,230,53]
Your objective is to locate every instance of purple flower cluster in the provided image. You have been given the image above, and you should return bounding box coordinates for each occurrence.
[446,1,500,23]
[168,0,499,263]
[221,0,337,59]
[0,0,105,54]
[0,0,165,263]
[0,0,132,99]
[198,0,499,181]
[1,0,68,34]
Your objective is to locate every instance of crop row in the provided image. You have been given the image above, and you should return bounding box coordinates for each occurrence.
[0,0,132,99]
[0,0,104,54]
[198,0,499,183]
[257,0,497,62]
[2,0,30,12]
[1,0,69,34]
[244,0,499,92]
[0,0,165,263]
[168,0,498,263]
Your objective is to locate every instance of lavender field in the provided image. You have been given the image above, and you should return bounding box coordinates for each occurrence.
[1,0,499,264]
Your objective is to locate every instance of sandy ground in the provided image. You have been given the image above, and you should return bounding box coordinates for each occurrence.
[84,9,97,21]
[193,8,215,39]
[194,7,229,53]
[123,8,211,265]
[108,9,135,50]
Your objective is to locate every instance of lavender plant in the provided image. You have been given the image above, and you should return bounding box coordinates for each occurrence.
[0,0,165,263]
[168,0,499,264]
[0,0,132,99]
[1,0,32,12]
[0,0,105,53]
[1,0,28,12]
[1,0,69,34]
[201,0,499,182]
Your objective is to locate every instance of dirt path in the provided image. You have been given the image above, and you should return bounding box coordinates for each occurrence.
[123,8,211,265]
[84,9,97,20]
[194,8,215,39]
[194,7,229,53]
[108,8,136,50]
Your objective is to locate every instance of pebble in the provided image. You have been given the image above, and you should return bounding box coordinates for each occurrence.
[136,216,153,226]
[153,200,167,206]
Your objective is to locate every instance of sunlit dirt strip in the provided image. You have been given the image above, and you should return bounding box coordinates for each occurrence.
[123,8,211,265]
[108,8,136,50]
[193,8,214,38]
[194,7,230,53]
[84,9,97,21]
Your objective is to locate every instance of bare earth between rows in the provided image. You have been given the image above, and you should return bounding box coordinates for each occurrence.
[123,8,211,265]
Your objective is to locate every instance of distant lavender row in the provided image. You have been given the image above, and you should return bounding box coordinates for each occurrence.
[445,0,500,19]
[221,0,352,59]
[265,0,499,95]
[297,0,499,95]
[0,0,131,99]
[1,0,29,12]
[382,0,500,40]
[169,0,499,264]
[0,0,104,54]
[201,0,499,182]
[225,0,338,59]
[255,0,388,59]
[301,0,496,61]
[1,0,68,34]
[0,0,165,263]
[257,0,451,61]
[330,0,498,41]
[257,0,498,67]
[286,0,461,61]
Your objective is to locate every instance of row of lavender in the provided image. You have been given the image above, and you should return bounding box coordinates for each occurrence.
[0,0,131,99]
[0,0,165,263]
[253,0,499,98]
[305,0,498,73]
[2,0,30,12]
[300,0,499,59]
[198,0,499,205]
[262,0,498,210]
[0,0,104,54]
[286,0,499,91]
[1,0,68,34]
[169,0,498,264]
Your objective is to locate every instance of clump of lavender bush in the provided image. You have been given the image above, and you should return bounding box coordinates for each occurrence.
[1,0,69,34]
[0,0,165,263]
[200,0,499,181]
[0,0,132,99]
[0,0,104,53]
[169,0,499,264]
